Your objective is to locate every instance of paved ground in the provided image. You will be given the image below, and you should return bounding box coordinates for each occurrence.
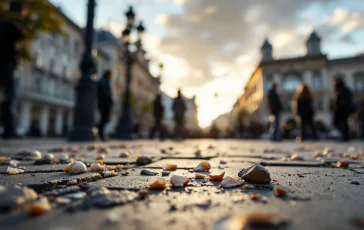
[0,139,364,230]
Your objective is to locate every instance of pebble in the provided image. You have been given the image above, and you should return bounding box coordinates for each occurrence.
[238,163,271,184]
[141,169,158,176]
[350,181,360,185]
[136,156,152,166]
[161,171,170,176]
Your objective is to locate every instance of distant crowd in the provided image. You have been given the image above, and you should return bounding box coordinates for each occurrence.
[266,78,362,142]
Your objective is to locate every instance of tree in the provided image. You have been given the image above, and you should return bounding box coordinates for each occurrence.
[0,0,64,61]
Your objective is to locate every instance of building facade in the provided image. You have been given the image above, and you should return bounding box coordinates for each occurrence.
[16,7,85,137]
[234,31,364,132]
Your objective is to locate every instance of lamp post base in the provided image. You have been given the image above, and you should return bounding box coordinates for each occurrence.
[117,114,133,140]
[68,128,96,142]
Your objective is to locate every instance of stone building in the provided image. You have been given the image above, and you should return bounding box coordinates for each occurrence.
[16,6,85,137]
[235,31,364,131]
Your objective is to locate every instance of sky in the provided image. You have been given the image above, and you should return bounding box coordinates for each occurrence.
[50,0,364,128]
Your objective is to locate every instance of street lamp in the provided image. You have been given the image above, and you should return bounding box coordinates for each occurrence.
[117,6,145,139]
[68,0,97,142]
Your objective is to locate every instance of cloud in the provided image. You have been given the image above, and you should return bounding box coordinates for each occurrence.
[325,8,364,33]
[155,14,169,25]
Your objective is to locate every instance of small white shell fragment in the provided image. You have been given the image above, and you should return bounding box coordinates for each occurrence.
[28,197,51,216]
[220,177,245,188]
[7,166,24,175]
[31,150,42,159]
[90,160,106,172]
[64,161,87,174]
[170,175,190,188]
[120,151,131,158]
[290,154,304,161]
[9,160,20,166]
[95,153,105,160]
[43,153,54,160]
[59,153,69,161]
[55,197,71,205]
[194,161,211,172]
[64,192,87,200]
[104,170,118,178]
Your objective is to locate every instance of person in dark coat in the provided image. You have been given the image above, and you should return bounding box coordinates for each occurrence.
[150,93,164,139]
[267,83,283,141]
[0,2,26,139]
[357,97,364,139]
[292,84,317,142]
[97,70,113,141]
[172,89,187,139]
[333,78,354,141]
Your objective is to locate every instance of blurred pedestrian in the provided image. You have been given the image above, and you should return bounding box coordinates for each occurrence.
[97,70,113,141]
[333,78,355,141]
[150,93,164,140]
[357,97,364,139]
[172,89,186,140]
[267,83,283,141]
[292,84,317,142]
[0,2,26,139]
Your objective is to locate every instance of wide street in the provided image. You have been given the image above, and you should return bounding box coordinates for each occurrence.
[0,139,364,230]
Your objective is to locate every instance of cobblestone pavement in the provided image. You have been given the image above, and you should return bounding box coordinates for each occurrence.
[0,139,364,230]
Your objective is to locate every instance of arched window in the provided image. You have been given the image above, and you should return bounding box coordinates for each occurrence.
[354,72,364,92]
[283,74,301,92]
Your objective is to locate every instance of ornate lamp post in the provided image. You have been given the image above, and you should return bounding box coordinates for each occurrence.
[117,6,145,139]
[68,0,97,142]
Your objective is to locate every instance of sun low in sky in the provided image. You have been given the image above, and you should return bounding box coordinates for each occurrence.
[51,0,364,128]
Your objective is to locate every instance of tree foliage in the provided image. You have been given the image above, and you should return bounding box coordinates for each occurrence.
[0,0,64,61]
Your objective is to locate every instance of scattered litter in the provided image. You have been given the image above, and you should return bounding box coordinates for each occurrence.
[220,177,244,188]
[290,154,304,161]
[170,175,190,188]
[0,157,11,165]
[107,165,122,171]
[7,167,24,175]
[194,161,211,172]
[337,160,349,168]
[195,173,205,179]
[313,152,322,158]
[119,151,131,158]
[28,197,51,216]
[138,190,148,199]
[90,160,106,172]
[31,150,42,159]
[208,172,225,181]
[64,161,87,174]
[95,153,105,160]
[149,177,166,189]
[238,164,271,184]
[104,170,118,178]
[43,153,54,160]
[163,164,177,171]
[274,185,288,197]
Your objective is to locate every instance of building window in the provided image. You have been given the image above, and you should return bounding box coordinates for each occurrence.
[283,74,301,92]
[265,76,273,91]
[49,59,55,74]
[354,73,364,92]
[313,73,322,89]
[74,40,79,53]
